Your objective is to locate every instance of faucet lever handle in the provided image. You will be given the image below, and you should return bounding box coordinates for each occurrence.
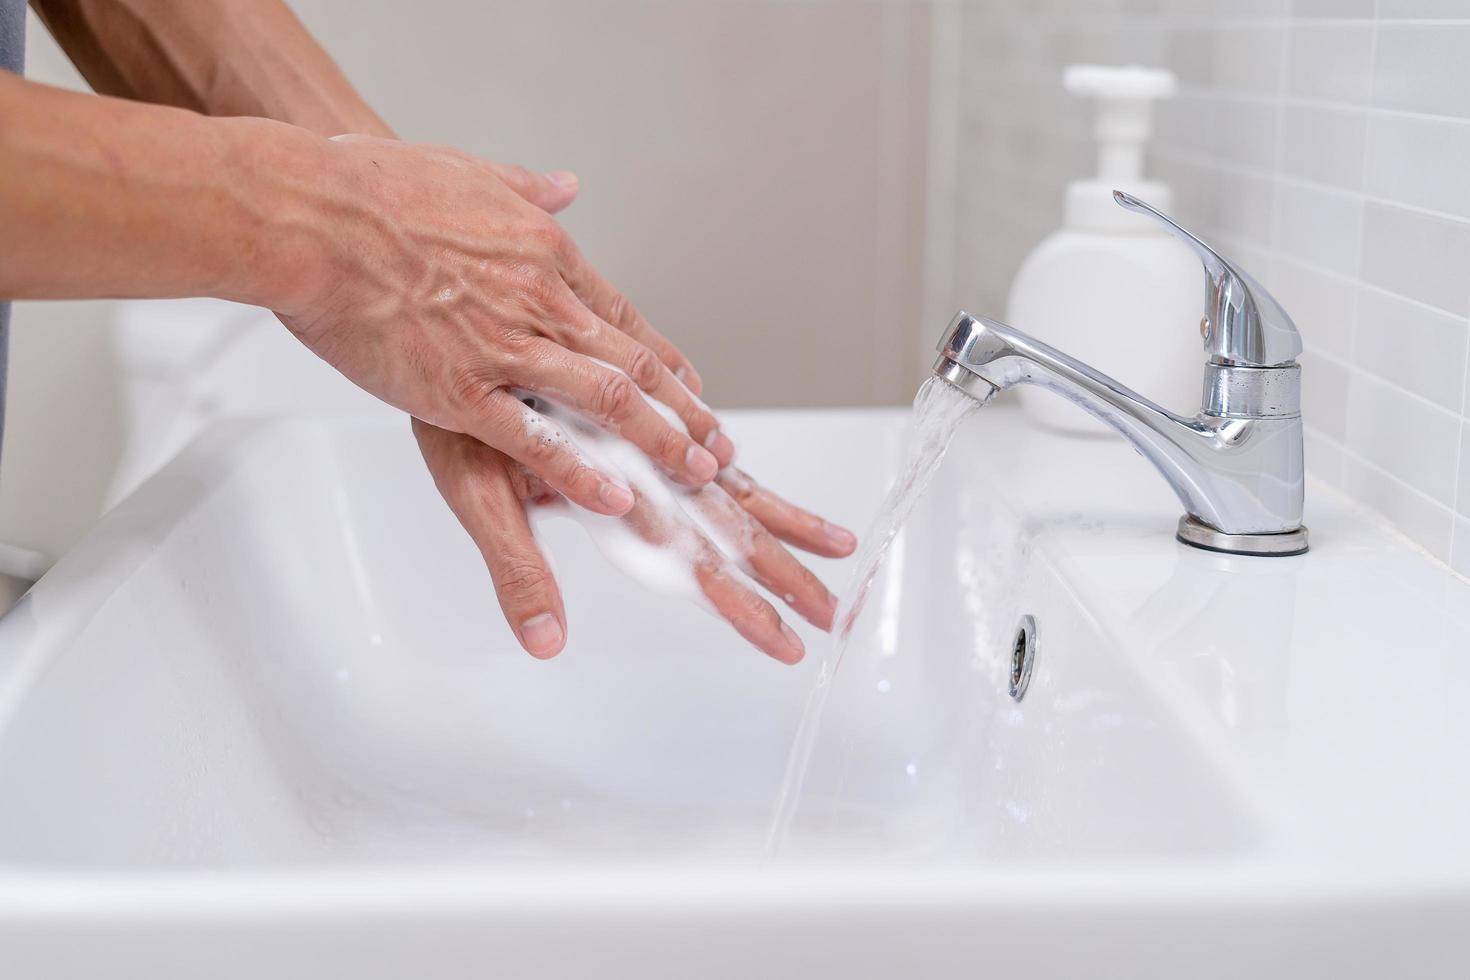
[1112,190,1302,367]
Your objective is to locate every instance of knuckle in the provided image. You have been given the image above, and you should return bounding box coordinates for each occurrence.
[655,424,688,466]
[624,346,663,391]
[513,264,562,315]
[691,407,719,439]
[739,593,781,633]
[503,461,537,500]
[606,290,638,329]
[502,162,533,188]
[521,427,565,467]
[724,473,758,506]
[447,363,501,415]
[527,216,568,256]
[496,557,551,603]
[559,458,601,499]
[594,371,639,420]
[500,325,541,362]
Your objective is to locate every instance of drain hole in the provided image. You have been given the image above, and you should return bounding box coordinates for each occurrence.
[1010,615,1037,702]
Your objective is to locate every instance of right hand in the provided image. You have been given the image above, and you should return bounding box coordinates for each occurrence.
[271,134,858,661]
[274,134,734,515]
[413,418,854,664]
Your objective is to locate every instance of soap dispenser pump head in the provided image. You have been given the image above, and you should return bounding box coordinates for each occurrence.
[1060,63,1177,232]
[1064,64,1176,183]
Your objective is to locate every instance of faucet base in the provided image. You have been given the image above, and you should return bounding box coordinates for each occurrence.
[1176,516,1309,557]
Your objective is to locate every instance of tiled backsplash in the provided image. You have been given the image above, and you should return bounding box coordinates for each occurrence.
[951,0,1470,573]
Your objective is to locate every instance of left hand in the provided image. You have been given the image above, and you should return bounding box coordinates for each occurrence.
[414,417,856,664]
[410,169,857,662]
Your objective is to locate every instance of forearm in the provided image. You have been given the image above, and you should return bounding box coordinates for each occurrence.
[0,71,332,308]
[29,0,393,137]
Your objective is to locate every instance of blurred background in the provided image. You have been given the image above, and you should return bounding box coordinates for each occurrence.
[6,0,1470,576]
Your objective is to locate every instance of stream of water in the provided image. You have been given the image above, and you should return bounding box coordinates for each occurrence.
[765,375,984,856]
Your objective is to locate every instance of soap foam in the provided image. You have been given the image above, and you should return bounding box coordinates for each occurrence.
[515,378,752,617]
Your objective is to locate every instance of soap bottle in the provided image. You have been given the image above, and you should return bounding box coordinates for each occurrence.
[1008,64,1201,435]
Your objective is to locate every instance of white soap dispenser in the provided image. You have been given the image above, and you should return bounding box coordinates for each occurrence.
[1008,64,1201,435]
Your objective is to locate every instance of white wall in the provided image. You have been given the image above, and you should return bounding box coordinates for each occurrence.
[15,0,1470,575]
[3,1,938,560]
[942,0,1470,574]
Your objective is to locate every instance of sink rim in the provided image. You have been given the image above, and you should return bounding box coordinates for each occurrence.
[1,408,1469,902]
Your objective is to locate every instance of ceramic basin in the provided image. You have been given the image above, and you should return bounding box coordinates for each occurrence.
[1,402,1468,977]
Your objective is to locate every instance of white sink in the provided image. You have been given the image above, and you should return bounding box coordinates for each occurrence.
[1,403,1468,977]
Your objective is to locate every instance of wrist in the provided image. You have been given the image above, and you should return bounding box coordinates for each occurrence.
[216,116,351,316]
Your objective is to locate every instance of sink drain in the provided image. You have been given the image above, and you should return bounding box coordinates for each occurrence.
[1010,615,1037,702]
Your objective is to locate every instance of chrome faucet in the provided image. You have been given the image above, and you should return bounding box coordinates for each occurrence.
[933,191,1307,557]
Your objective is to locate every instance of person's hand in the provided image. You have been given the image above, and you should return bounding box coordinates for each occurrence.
[412,418,856,664]
[274,135,735,515]
[276,134,858,660]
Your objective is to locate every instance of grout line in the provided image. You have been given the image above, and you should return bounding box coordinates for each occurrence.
[985,13,1470,29]
[1269,249,1470,332]
[1326,428,1457,524]
[1319,436,1460,566]
[1172,83,1470,132]
[1351,273,1469,325]
[1268,3,1291,262]
[1304,343,1463,423]
[1250,237,1457,322]
[960,2,1467,564]
[1442,0,1470,564]
[1150,141,1470,233]
[1344,0,1381,471]
[1452,214,1470,567]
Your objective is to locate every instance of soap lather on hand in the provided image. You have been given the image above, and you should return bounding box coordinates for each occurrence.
[270,139,858,664]
[0,1,857,663]
[415,384,857,666]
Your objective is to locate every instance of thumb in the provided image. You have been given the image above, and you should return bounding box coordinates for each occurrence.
[487,162,579,214]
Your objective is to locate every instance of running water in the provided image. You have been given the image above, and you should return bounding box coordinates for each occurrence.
[765,375,985,856]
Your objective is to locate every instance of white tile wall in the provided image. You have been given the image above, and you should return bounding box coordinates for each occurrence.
[946,0,1470,567]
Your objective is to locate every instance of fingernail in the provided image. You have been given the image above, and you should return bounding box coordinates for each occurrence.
[675,365,688,382]
[546,170,578,190]
[780,621,805,662]
[685,444,719,482]
[824,521,857,551]
[703,427,736,464]
[599,480,635,513]
[521,613,565,658]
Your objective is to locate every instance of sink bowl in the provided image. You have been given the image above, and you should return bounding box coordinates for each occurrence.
[1,403,1468,977]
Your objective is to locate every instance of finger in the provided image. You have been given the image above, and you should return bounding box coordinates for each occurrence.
[412,420,568,659]
[553,237,705,395]
[519,341,721,486]
[485,161,580,214]
[717,467,857,558]
[454,387,636,517]
[616,493,805,664]
[687,485,838,631]
[693,559,807,665]
[541,299,734,467]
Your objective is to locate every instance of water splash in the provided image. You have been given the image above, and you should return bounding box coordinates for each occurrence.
[766,376,984,857]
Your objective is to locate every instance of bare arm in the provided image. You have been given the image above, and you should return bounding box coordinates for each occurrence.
[0,70,322,305]
[29,0,390,136]
[7,1,857,662]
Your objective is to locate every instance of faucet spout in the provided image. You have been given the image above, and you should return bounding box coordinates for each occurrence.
[934,311,1307,557]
